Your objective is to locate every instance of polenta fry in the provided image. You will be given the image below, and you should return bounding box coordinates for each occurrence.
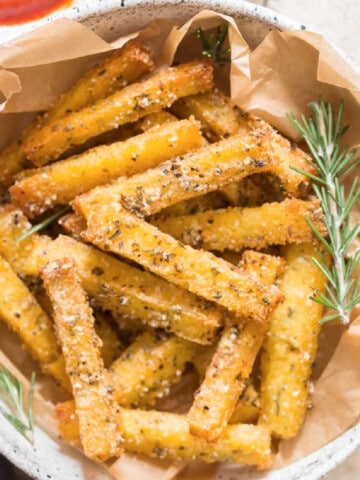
[73,128,276,218]
[171,89,314,197]
[171,88,263,140]
[109,330,195,407]
[0,40,154,185]
[31,235,222,344]
[79,200,283,323]
[55,401,273,468]
[188,252,285,441]
[152,198,325,251]
[0,208,222,344]
[259,243,327,439]
[0,207,50,275]
[0,253,70,390]
[11,119,203,217]
[41,258,124,461]
[23,60,213,165]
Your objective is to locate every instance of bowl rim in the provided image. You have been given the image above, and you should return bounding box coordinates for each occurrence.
[0,1,359,479]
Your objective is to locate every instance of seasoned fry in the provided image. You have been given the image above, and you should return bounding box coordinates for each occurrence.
[188,252,285,441]
[171,89,313,197]
[259,243,327,439]
[0,253,70,390]
[171,88,263,140]
[0,209,221,344]
[23,60,213,165]
[30,235,222,344]
[0,207,50,276]
[11,119,203,217]
[55,401,273,468]
[0,41,154,185]
[152,198,325,251]
[41,258,124,461]
[43,41,154,122]
[78,200,282,323]
[120,409,272,467]
[73,128,276,218]
[109,330,195,407]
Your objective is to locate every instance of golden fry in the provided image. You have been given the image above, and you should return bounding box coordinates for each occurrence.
[0,253,70,390]
[44,40,154,122]
[0,40,154,185]
[55,401,273,468]
[23,60,213,165]
[171,89,313,197]
[188,252,285,441]
[41,258,124,461]
[11,119,203,217]
[73,128,276,217]
[0,207,50,275]
[0,208,221,344]
[79,201,282,323]
[259,243,327,439]
[171,88,262,140]
[152,198,325,251]
[31,235,222,344]
[109,330,195,407]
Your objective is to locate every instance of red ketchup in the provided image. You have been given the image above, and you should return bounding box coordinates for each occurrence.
[0,0,71,25]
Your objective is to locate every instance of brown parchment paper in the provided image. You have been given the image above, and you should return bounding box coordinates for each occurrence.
[0,9,359,480]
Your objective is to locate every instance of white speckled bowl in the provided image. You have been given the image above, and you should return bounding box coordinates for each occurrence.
[0,1,359,479]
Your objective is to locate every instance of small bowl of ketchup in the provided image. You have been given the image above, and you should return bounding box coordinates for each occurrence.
[0,0,71,26]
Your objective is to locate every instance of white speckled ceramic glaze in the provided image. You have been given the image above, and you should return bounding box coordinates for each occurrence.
[0,1,359,479]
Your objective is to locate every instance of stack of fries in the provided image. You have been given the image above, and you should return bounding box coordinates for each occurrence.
[0,39,328,470]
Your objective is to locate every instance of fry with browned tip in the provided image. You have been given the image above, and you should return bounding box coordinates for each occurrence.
[0,208,222,345]
[78,196,282,323]
[41,258,124,461]
[55,400,273,468]
[73,128,277,218]
[152,198,325,251]
[171,89,314,197]
[0,40,154,185]
[11,118,203,217]
[23,60,213,165]
[188,251,285,442]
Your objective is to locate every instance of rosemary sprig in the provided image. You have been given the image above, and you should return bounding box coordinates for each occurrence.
[17,205,71,242]
[0,368,36,444]
[195,25,231,64]
[289,100,360,324]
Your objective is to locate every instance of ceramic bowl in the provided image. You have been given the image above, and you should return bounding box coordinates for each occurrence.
[0,1,359,479]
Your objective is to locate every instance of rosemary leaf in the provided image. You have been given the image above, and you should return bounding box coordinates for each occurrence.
[0,367,35,444]
[195,25,231,64]
[289,99,360,324]
[17,205,71,242]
